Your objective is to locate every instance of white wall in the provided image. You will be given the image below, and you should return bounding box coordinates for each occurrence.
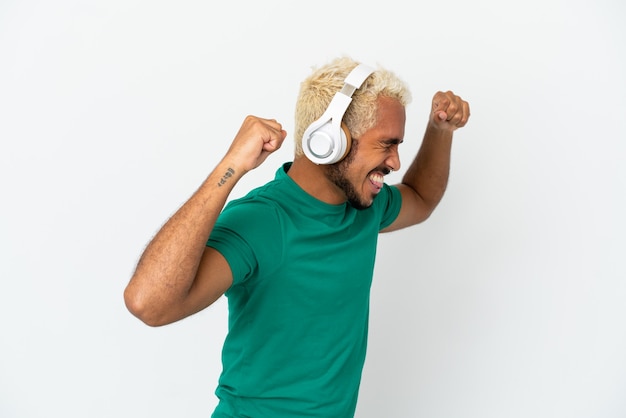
[1,1,624,417]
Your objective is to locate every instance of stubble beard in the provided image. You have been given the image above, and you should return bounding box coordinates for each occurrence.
[325,139,372,210]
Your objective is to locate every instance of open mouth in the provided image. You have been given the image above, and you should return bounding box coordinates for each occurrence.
[368,172,384,193]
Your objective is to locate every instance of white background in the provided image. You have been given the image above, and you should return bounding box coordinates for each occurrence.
[1,1,625,417]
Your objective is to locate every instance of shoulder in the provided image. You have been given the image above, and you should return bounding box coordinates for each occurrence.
[372,183,403,230]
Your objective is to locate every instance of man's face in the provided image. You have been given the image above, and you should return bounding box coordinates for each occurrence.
[325,97,406,209]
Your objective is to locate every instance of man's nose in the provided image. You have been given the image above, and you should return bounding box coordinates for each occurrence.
[387,148,401,172]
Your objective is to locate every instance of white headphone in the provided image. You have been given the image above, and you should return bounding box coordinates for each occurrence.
[302,63,375,165]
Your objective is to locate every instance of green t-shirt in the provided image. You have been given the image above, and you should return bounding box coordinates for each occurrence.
[207,162,402,417]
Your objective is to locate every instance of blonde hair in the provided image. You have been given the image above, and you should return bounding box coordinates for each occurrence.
[294,56,412,157]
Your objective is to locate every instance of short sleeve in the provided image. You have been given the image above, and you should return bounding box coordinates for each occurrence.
[207,199,284,286]
[377,184,402,230]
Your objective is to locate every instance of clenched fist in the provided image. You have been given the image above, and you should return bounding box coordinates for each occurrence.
[430,91,470,132]
[225,116,288,173]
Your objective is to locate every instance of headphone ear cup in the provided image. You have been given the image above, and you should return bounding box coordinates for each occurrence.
[305,122,352,164]
[304,121,351,165]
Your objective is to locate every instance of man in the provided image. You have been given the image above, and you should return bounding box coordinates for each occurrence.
[124,56,470,417]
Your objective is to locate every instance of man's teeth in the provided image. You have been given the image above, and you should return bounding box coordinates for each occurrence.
[369,173,384,185]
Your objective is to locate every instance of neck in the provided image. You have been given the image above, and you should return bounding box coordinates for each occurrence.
[287,156,346,205]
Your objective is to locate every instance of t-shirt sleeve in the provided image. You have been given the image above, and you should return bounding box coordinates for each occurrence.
[377,183,402,230]
[206,199,283,287]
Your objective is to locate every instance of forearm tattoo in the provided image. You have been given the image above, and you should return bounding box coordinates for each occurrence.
[217,167,235,187]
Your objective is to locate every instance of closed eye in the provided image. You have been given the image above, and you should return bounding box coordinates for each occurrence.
[380,138,403,150]
[383,138,402,146]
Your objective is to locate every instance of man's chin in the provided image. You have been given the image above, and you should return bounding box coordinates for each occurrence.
[348,195,375,210]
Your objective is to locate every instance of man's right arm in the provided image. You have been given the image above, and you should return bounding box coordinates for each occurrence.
[123,116,287,326]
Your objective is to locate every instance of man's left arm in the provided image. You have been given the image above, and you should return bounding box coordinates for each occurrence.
[383,91,470,232]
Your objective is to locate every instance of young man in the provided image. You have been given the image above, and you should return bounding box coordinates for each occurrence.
[124,56,470,417]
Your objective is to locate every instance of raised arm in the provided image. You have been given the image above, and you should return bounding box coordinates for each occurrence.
[124,116,287,326]
[384,91,470,232]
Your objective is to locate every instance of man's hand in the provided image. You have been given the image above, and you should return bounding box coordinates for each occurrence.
[430,91,470,132]
[225,116,288,173]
